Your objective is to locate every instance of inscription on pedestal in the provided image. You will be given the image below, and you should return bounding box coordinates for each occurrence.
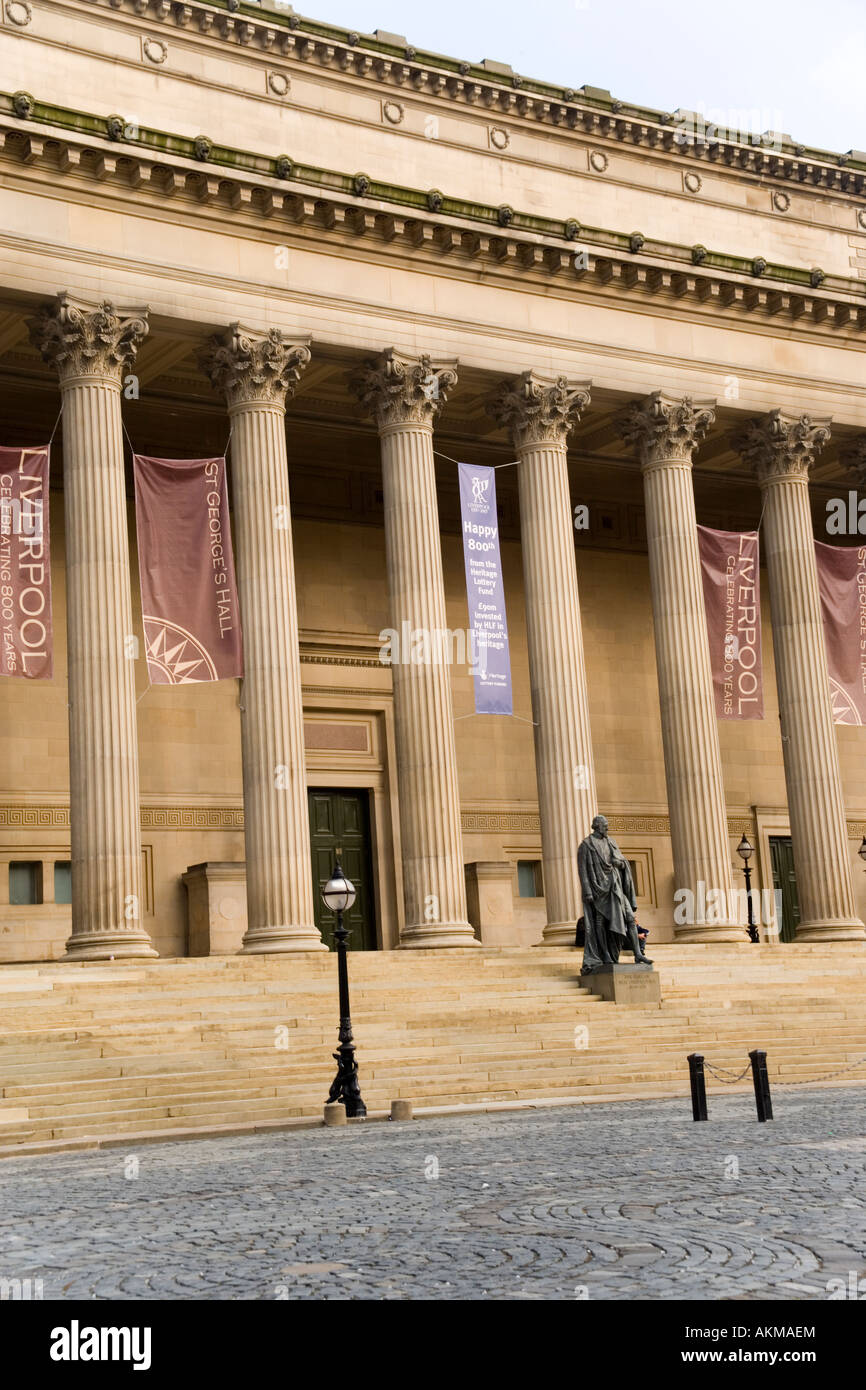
[579,963,661,1006]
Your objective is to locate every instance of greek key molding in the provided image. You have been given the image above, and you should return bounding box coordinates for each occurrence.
[142,806,244,830]
[728,816,758,837]
[608,814,670,836]
[0,804,244,830]
[2,802,863,839]
[461,809,770,838]
[462,809,541,834]
[0,805,70,828]
[463,810,676,835]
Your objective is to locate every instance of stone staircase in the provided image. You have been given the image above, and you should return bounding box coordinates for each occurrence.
[1,942,865,1155]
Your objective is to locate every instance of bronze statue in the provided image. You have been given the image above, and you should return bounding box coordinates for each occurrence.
[578,814,652,972]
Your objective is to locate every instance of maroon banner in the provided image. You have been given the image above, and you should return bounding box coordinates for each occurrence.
[133,455,242,683]
[698,526,764,719]
[0,445,52,679]
[815,539,866,726]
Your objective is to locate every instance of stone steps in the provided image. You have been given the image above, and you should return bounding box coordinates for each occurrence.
[1,994,861,1032]
[20,1038,851,1115]
[1,1023,861,1075]
[2,1016,863,1053]
[1,943,864,1149]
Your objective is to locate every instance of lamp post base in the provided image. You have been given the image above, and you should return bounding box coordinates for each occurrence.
[327,1041,367,1119]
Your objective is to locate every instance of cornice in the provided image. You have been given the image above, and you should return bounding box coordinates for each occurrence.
[37,0,866,199]
[2,96,865,337]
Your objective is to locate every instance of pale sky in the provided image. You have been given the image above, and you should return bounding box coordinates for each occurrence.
[283,0,866,155]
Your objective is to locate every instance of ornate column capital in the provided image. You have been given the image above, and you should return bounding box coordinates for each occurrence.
[840,433,866,491]
[350,349,458,431]
[29,292,148,384]
[488,370,591,449]
[732,409,832,483]
[199,324,311,409]
[620,391,715,466]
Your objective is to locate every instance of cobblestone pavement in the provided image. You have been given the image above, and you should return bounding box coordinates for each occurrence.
[1,1088,864,1300]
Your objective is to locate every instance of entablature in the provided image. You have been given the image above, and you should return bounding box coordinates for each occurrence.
[2,94,865,341]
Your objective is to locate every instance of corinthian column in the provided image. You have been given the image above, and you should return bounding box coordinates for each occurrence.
[621,392,738,940]
[734,411,863,940]
[489,372,597,944]
[29,293,156,959]
[200,325,323,952]
[352,349,476,947]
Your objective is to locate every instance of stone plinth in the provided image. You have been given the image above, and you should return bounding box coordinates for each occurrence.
[579,963,661,1006]
[182,862,248,956]
[464,861,514,944]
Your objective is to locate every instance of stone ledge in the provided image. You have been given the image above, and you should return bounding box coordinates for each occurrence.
[2,99,865,335]
[71,0,866,193]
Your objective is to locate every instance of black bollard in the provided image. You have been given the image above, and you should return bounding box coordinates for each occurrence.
[687,1052,708,1121]
[749,1049,773,1122]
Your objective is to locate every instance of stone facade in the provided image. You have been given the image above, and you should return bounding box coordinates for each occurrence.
[0,1,865,959]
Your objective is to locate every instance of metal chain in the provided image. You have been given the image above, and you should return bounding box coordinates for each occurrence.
[774,1054,866,1087]
[703,1061,752,1084]
[702,1053,866,1087]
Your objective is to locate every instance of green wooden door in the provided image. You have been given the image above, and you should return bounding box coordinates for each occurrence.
[769,835,801,943]
[308,789,377,950]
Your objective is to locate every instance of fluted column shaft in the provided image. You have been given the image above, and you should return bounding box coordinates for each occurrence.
[353,350,476,947]
[30,295,156,959]
[490,372,597,944]
[202,326,322,952]
[736,411,862,939]
[623,393,738,941]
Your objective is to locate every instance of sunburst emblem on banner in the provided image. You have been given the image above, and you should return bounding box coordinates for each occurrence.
[828,677,862,726]
[143,617,218,684]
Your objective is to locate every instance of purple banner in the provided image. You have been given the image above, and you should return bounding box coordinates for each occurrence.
[815,540,866,725]
[133,455,243,684]
[0,445,53,679]
[698,526,764,719]
[458,462,512,716]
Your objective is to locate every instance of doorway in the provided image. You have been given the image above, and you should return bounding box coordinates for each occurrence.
[308,788,378,950]
[769,835,801,943]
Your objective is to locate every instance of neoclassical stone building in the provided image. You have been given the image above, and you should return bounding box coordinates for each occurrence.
[1,0,865,961]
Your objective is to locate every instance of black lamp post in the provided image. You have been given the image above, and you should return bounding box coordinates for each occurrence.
[322,860,366,1119]
[737,833,759,943]
[859,837,866,869]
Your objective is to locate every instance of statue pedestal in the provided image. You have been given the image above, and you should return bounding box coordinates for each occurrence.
[579,963,661,1007]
